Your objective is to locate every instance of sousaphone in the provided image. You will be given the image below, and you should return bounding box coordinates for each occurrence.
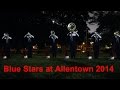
[67,22,77,32]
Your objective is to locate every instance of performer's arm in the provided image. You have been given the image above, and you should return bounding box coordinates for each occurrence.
[9,36,12,39]
[2,35,5,39]
[55,35,58,39]
[31,35,34,38]
[91,34,95,38]
[24,34,27,38]
[75,31,79,37]
[116,34,120,38]
[95,32,102,39]
[49,34,52,38]
[67,32,70,36]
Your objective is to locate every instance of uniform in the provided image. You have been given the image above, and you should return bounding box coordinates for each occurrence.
[49,31,58,58]
[112,31,120,59]
[67,31,79,59]
[2,33,12,59]
[91,32,102,59]
[24,32,34,58]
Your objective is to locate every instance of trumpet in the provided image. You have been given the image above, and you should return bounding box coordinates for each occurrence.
[67,22,79,37]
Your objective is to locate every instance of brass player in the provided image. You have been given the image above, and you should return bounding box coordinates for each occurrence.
[2,33,12,59]
[24,32,34,58]
[67,22,79,59]
[49,30,58,58]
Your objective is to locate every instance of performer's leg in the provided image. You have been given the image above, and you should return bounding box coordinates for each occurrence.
[54,45,57,58]
[96,51,99,59]
[93,46,96,58]
[4,46,6,56]
[96,50,99,59]
[116,45,120,59]
[94,44,99,59]
[5,48,7,57]
[70,43,74,59]
[52,46,54,58]
[29,47,32,58]
[93,46,98,59]
[7,48,10,58]
[73,51,75,59]
[70,47,73,59]
[73,47,76,59]
[27,46,32,58]
[52,51,55,58]
[29,48,32,58]
[74,45,77,59]
[110,46,113,57]
[54,50,57,58]
[118,45,120,59]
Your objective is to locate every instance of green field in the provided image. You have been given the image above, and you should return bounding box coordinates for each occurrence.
[0,53,120,79]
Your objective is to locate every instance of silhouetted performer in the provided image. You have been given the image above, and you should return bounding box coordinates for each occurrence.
[24,32,34,58]
[112,31,120,59]
[67,31,79,59]
[91,32,102,59]
[2,33,12,59]
[49,31,58,58]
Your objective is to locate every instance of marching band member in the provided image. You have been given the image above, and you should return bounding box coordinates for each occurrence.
[112,31,120,59]
[2,33,12,59]
[24,32,34,58]
[49,30,58,58]
[67,22,79,59]
[91,31,102,59]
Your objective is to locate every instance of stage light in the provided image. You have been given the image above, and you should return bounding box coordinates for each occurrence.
[57,44,61,49]
[88,56,92,60]
[110,56,114,60]
[82,51,85,53]
[33,44,38,49]
[65,56,69,59]
[24,55,28,59]
[83,42,85,45]
[46,56,50,59]
[57,46,61,49]
[105,45,111,49]
[33,46,36,49]
[52,20,55,24]
[90,42,94,45]
[3,56,7,59]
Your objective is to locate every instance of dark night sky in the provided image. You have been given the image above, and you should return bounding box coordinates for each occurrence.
[1,7,119,49]
[0,9,87,49]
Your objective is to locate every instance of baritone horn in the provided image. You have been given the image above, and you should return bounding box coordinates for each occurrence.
[67,22,77,32]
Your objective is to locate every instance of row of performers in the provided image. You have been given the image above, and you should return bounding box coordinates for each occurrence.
[1,31,120,60]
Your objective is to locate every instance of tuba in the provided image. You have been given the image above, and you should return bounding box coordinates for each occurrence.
[67,22,77,32]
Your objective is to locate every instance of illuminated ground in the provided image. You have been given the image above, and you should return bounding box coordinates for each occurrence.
[0,53,120,79]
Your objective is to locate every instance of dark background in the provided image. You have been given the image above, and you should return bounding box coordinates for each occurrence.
[0,8,87,50]
[0,6,120,50]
